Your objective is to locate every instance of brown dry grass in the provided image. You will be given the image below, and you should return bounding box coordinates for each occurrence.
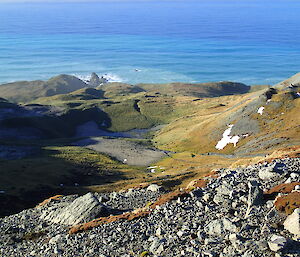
[37,195,63,207]
[69,189,190,234]
[274,192,300,215]
[264,182,300,196]
[69,208,151,234]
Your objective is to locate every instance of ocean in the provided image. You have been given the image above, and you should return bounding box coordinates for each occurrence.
[0,0,300,85]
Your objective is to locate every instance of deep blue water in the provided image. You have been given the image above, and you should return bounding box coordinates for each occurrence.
[0,0,300,85]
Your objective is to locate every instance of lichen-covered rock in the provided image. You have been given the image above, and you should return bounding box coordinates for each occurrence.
[40,193,108,225]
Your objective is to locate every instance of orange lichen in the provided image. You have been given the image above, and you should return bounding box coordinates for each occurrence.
[274,192,300,215]
[37,195,63,207]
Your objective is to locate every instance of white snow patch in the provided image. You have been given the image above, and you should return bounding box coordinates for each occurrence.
[215,125,240,150]
[257,106,265,115]
[296,92,300,97]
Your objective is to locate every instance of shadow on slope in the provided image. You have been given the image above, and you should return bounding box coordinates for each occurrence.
[0,142,140,217]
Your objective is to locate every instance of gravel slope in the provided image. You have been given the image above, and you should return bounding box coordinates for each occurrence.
[0,157,299,257]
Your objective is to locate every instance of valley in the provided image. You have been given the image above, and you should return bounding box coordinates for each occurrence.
[0,73,299,218]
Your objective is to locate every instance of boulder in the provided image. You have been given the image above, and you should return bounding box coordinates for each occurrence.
[258,163,286,181]
[259,167,279,180]
[205,218,237,235]
[283,208,300,235]
[41,192,108,225]
[49,234,64,244]
[245,181,263,218]
[216,183,232,196]
[147,184,162,192]
[247,181,263,206]
[267,234,287,252]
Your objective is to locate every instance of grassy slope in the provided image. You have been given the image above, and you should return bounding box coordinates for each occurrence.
[0,75,89,103]
[1,75,299,215]
[154,89,300,154]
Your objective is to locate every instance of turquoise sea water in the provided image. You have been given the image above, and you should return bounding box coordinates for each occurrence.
[0,0,300,85]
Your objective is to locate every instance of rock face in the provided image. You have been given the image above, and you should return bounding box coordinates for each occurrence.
[88,72,109,86]
[40,193,107,225]
[284,208,300,236]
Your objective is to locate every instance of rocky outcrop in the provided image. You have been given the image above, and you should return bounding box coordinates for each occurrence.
[88,72,109,87]
[88,72,101,87]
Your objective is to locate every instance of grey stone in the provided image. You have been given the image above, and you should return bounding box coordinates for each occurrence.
[245,181,263,218]
[258,163,284,180]
[216,183,232,196]
[147,184,162,192]
[202,193,211,202]
[155,227,163,237]
[247,181,263,206]
[268,234,287,252]
[283,208,300,236]
[205,218,237,235]
[89,72,107,86]
[41,192,107,225]
[49,234,63,244]
[213,194,224,205]
[149,237,165,254]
